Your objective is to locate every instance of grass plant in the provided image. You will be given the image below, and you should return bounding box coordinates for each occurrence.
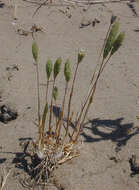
[28,16,125,186]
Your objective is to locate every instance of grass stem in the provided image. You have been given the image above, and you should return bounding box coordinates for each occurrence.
[64,62,79,140]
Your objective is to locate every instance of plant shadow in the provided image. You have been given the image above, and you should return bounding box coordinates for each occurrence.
[0,3,5,8]
[0,138,34,176]
[53,105,61,119]
[11,138,41,177]
[134,29,139,32]
[81,117,139,151]
[0,158,6,164]
[127,3,138,17]
[0,137,54,188]
[12,141,31,174]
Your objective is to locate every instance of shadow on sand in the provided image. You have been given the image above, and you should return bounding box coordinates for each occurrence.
[81,117,139,151]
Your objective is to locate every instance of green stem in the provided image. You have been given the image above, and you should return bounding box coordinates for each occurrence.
[36,60,41,135]
[48,79,55,134]
[90,22,112,84]
[74,55,112,141]
[72,57,105,140]
[46,80,49,102]
[56,82,68,140]
[64,63,79,140]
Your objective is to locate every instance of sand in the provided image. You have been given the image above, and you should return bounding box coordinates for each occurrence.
[0,0,139,189]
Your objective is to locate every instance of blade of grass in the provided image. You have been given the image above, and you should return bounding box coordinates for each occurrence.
[74,25,125,141]
[103,21,119,59]
[56,60,71,139]
[71,57,105,140]
[64,51,85,140]
[48,57,61,134]
[46,59,53,102]
[90,15,116,84]
[32,41,41,129]
[56,83,68,139]
[53,87,59,129]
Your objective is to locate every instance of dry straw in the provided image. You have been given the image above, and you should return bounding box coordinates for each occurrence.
[0,168,11,190]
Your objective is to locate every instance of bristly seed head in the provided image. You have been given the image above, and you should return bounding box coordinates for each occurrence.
[78,50,85,64]
[103,21,119,59]
[53,87,58,101]
[54,57,62,79]
[46,59,53,79]
[111,32,125,56]
[64,59,71,82]
[32,41,38,62]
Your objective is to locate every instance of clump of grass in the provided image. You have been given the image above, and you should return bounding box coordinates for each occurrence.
[28,16,125,186]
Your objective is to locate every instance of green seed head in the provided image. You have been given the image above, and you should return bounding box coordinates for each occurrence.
[78,50,85,64]
[64,59,71,82]
[32,41,38,62]
[54,57,62,79]
[103,21,119,59]
[111,32,125,56]
[46,59,53,79]
[53,87,58,101]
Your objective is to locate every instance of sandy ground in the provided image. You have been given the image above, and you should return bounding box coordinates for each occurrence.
[0,0,139,189]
